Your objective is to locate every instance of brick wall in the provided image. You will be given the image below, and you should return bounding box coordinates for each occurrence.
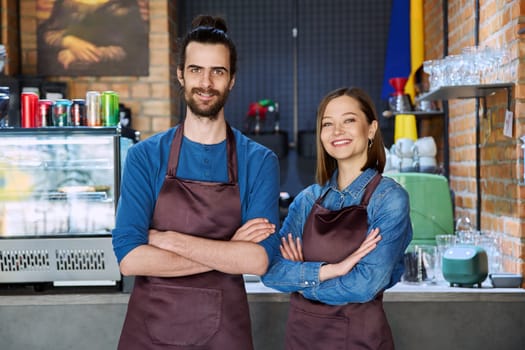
[0,0,20,75]
[2,0,179,139]
[424,0,525,276]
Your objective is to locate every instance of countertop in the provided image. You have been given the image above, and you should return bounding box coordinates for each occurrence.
[1,279,524,306]
[245,279,525,302]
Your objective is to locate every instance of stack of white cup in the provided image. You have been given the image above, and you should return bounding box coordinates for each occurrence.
[415,137,437,172]
[397,138,417,172]
[385,136,437,173]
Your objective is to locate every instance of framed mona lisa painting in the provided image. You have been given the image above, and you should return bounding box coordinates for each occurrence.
[36,0,149,77]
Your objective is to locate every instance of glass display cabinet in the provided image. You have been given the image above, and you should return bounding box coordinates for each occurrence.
[0,127,133,287]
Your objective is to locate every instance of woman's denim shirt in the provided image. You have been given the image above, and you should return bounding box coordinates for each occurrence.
[259,168,413,305]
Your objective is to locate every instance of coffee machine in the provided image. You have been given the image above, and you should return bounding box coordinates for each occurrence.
[385,172,455,246]
[0,45,20,127]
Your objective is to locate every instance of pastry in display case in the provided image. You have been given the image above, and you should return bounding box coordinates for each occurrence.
[0,127,134,287]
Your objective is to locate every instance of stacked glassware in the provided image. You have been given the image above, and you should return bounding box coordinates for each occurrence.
[423,45,511,91]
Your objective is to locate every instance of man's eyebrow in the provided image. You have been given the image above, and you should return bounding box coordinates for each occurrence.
[186,64,203,70]
[211,66,229,73]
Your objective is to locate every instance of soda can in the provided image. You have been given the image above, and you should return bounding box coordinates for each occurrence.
[37,99,54,127]
[52,99,72,127]
[21,92,39,128]
[101,91,119,126]
[71,99,86,126]
[85,91,101,126]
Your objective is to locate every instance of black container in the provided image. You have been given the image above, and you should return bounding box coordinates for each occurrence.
[248,131,289,159]
[297,130,317,158]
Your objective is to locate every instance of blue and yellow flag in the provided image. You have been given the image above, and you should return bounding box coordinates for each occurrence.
[382,0,424,102]
[407,0,424,100]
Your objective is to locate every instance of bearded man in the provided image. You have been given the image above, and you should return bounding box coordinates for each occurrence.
[112,15,280,350]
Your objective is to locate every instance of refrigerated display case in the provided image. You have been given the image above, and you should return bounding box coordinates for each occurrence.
[0,127,133,287]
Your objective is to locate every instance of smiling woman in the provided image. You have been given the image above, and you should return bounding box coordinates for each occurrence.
[259,87,412,350]
[36,0,149,76]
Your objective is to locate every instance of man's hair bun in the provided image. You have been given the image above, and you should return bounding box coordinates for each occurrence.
[191,15,228,33]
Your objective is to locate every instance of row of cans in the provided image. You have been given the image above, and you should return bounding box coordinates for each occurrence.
[20,91,120,128]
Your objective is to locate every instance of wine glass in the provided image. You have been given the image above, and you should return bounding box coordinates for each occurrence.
[455,216,476,244]
[435,234,457,282]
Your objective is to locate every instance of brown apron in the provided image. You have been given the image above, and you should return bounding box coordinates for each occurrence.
[286,174,395,350]
[118,124,254,350]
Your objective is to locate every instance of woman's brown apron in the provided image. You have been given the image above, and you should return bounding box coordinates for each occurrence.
[286,174,395,350]
[118,124,253,350]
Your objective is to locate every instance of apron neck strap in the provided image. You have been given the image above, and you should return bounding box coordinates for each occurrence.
[360,173,382,206]
[225,123,237,183]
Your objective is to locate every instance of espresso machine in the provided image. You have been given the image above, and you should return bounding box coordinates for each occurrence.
[0,45,8,126]
[0,45,20,128]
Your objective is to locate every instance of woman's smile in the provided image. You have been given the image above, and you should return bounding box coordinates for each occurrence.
[331,138,352,147]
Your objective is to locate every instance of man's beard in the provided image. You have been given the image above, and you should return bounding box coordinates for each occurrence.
[185,87,230,120]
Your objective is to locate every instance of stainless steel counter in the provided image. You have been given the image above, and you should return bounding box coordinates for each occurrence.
[1,281,524,306]
[1,281,524,350]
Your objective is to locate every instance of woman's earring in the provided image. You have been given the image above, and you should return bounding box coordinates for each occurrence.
[368,138,373,149]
